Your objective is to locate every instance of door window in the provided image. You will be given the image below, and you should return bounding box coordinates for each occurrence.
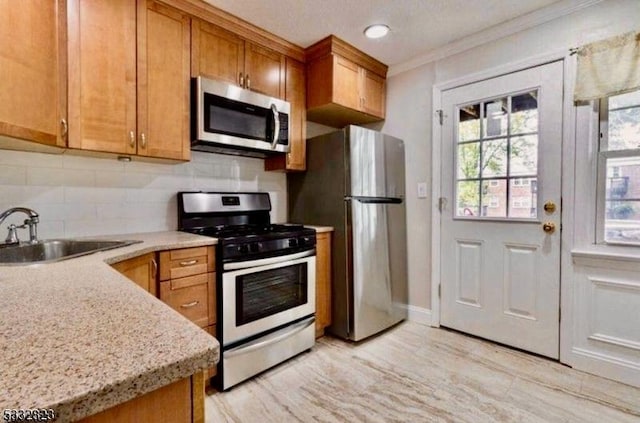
[455,90,539,219]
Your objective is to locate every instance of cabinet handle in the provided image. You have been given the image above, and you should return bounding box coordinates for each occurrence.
[60,119,68,139]
[151,258,157,279]
[140,133,146,149]
[239,72,244,87]
[180,300,199,309]
[246,74,250,90]
[129,131,135,148]
[179,259,198,266]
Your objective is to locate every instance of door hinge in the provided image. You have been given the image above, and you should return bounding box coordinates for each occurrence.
[438,284,441,298]
[559,308,561,323]
[436,109,444,125]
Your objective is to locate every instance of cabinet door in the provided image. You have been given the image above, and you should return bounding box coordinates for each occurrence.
[137,0,190,160]
[315,232,332,337]
[191,18,244,87]
[244,42,285,99]
[112,253,158,296]
[67,0,137,154]
[360,68,385,118]
[332,55,360,111]
[285,59,306,170]
[264,57,306,172]
[0,0,66,147]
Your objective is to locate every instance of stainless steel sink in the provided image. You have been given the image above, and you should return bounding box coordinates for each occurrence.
[0,239,142,265]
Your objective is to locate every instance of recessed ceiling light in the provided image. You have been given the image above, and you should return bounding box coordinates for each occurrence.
[364,24,389,39]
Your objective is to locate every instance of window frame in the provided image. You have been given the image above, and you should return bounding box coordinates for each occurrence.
[595,93,640,246]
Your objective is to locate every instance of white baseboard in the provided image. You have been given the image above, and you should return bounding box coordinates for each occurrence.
[402,304,433,326]
[571,347,640,388]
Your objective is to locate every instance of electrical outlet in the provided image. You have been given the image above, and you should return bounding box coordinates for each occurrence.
[417,182,428,198]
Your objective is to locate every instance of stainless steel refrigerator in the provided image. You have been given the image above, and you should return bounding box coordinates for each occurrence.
[288,125,408,341]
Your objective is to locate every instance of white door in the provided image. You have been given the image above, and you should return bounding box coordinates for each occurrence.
[440,61,563,359]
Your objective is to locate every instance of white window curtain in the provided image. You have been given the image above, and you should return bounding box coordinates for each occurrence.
[574,31,640,102]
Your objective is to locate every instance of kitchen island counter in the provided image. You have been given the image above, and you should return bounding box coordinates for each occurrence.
[0,231,219,422]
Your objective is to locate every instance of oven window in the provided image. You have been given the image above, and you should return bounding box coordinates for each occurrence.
[236,263,308,326]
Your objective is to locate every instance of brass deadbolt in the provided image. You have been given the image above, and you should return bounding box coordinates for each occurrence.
[542,222,556,234]
[543,201,556,213]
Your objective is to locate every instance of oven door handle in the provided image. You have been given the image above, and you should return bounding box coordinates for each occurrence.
[223,249,315,271]
[224,316,315,358]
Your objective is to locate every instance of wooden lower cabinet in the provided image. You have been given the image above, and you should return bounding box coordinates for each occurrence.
[160,272,215,329]
[315,231,332,338]
[205,325,217,379]
[111,252,158,296]
[79,374,203,423]
[158,246,218,382]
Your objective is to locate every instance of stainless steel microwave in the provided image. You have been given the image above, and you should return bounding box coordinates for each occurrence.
[191,76,290,158]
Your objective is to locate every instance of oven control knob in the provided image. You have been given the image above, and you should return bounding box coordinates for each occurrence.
[249,242,260,253]
[238,245,249,254]
[288,238,298,247]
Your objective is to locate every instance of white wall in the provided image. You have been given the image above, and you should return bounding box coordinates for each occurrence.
[0,150,287,239]
[381,0,640,311]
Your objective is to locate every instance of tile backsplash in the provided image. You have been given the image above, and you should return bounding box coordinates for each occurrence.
[0,149,287,239]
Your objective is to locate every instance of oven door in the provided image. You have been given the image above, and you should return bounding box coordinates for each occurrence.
[222,250,316,346]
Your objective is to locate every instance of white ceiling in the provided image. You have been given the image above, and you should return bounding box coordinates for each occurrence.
[203,0,565,67]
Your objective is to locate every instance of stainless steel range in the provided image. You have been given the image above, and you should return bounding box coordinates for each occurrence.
[177,192,316,390]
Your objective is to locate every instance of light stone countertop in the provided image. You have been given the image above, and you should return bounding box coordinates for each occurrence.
[0,231,219,422]
[291,225,334,233]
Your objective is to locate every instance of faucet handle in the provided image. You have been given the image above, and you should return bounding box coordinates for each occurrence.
[5,224,19,245]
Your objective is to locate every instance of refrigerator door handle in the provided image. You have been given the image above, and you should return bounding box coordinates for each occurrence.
[348,196,404,204]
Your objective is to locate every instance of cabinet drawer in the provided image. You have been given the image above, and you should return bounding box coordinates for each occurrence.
[160,272,215,328]
[159,246,215,280]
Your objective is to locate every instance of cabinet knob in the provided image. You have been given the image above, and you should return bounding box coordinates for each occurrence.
[129,131,135,148]
[239,72,244,87]
[140,133,146,149]
[246,75,250,90]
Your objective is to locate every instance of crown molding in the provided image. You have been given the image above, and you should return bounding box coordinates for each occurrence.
[388,0,603,76]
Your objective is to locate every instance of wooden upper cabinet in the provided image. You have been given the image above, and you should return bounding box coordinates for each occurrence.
[67,0,137,155]
[360,68,385,118]
[265,58,306,172]
[306,35,387,128]
[191,20,284,100]
[0,0,66,147]
[244,42,285,99]
[137,0,191,160]
[191,18,244,86]
[67,0,189,160]
[333,56,360,111]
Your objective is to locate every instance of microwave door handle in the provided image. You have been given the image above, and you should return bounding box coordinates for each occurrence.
[270,104,280,149]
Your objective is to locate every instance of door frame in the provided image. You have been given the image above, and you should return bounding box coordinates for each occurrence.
[430,49,578,364]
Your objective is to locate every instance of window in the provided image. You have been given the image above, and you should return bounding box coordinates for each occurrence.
[455,91,538,219]
[598,89,640,244]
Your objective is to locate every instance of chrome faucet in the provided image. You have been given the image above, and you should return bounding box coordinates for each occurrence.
[0,207,40,245]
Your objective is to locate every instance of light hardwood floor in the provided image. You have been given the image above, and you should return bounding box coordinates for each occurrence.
[205,322,640,422]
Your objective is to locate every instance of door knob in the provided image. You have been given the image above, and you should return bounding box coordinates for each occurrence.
[543,201,556,213]
[542,222,556,234]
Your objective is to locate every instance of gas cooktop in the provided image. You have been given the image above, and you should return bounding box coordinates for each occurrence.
[177,192,316,262]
